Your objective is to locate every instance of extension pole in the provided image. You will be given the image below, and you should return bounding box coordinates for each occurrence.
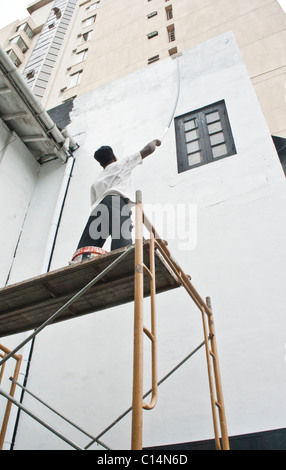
[131,190,144,450]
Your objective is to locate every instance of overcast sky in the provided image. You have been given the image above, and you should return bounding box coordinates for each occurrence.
[0,0,285,30]
[0,0,30,29]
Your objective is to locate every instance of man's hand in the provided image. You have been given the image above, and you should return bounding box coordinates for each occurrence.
[140,139,161,159]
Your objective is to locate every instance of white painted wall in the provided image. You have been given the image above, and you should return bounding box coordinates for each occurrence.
[0,121,39,288]
[3,32,286,449]
[0,133,70,448]
[0,119,40,449]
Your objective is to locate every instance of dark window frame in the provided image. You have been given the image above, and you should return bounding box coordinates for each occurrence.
[175,100,236,173]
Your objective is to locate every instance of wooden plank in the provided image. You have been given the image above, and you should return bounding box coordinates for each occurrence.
[0,242,180,338]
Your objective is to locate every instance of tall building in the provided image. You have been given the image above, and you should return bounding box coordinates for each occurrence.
[0,0,285,140]
[0,0,286,450]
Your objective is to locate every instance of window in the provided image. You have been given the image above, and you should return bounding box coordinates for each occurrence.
[75,48,88,63]
[148,54,159,64]
[82,30,93,42]
[175,101,236,173]
[147,11,157,18]
[147,31,158,39]
[87,1,100,11]
[167,24,175,42]
[68,70,83,88]
[82,15,96,27]
[166,5,173,20]
[16,23,34,39]
[9,35,28,53]
[6,49,21,67]
[168,46,177,56]
[52,7,62,19]
[26,69,35,79]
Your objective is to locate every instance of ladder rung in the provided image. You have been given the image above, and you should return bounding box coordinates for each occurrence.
[143,326,154,341]
[143,264,153,280]
[215,401,221,409]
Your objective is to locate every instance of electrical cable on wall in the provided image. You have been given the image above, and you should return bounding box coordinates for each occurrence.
[161,55,182,143]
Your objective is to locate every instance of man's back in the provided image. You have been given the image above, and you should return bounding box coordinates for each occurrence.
[90,151,142,210]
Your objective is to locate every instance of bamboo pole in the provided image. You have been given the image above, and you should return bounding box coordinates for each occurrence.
[201,309,221,450]
[0,350,22,450]
[143,232,158,410]
[131,190,144,450]
[206,297,230,450]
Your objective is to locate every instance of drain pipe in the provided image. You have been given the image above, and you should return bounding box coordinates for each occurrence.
[40,152,75,273]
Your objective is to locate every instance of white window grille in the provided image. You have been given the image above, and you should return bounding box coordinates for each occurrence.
[166,6,173,20]
[167,26,175,42]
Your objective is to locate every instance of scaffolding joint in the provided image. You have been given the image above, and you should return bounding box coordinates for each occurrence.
[135,264,143,274]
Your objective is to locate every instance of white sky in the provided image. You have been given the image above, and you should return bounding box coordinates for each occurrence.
[0,0,285,29]
[0,0,31,29]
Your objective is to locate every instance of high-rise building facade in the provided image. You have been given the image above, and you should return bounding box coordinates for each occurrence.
[0,0,285,139]
[0,0,286,451]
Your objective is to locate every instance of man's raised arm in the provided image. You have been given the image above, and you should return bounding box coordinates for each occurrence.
[140,139,161,159]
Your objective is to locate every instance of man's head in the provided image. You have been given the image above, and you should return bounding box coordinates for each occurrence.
[94,146,117,168]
